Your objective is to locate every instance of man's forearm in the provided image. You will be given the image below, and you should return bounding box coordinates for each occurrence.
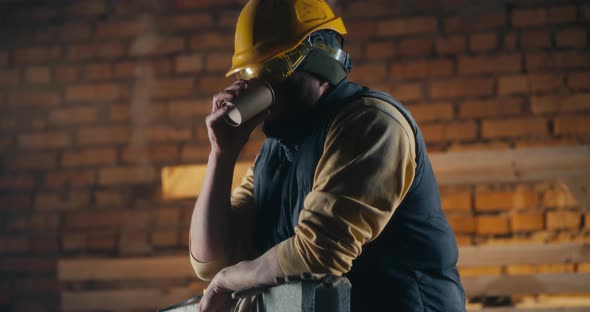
[215,245,283,292]
[190,152,238,262]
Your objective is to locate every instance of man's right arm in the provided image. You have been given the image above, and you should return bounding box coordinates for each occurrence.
[189,80,268,280]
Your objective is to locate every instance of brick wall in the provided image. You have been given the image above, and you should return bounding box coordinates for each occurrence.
[0,0,589,311]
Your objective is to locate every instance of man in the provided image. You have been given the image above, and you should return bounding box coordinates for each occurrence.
[189,0,466,311]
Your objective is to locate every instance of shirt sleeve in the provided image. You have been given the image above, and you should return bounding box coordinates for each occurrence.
[190,165,258,281]
[277,98,417,275]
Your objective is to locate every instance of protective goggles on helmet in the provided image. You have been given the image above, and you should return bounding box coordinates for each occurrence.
[235,42,351,84]
[235,44,313,84]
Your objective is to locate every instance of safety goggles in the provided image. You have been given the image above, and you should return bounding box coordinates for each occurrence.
[236,44,313,84]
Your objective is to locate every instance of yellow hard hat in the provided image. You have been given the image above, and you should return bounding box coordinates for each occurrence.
[225,0,347,78]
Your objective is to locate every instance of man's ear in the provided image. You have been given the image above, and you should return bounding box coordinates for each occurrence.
[319,80,330,93]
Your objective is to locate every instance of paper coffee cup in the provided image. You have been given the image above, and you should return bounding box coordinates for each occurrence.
[223,80,275,127]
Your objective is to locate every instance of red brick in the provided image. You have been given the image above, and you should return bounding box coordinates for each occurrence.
[168,99,211,119]
[459,55,522,75]
[176,0,234,9]
[444,12,506,32]
[343,1,401,18]
[0,257,54,274]
[526,52,590,71]
[96,21,148,38]
[199,76,234,95]
[482,118,549,139]
[9,90,61,107]
[531,94,590,114]
[88,230,118,251]
[29,213,60,231]
[0,236,30,254]
[205,52,233,72]
[45,170,96,188]
[584,5,590,21]
[14,46,61,64]
[364,41,396,60]
[8,153,57,170]
[115,59,173,78]
[0,50,9,66]
[349,64,387,84]
[530,73,564,93]
[59,23,92,41]
[377,16,438,37]
[543,189,578,208]
[109,102,167,122]
[441,191,472,211]
[476,190,539,212]
[399,38,433,57]
[63,148,117,167]
[346,20,377,40]
[18,132,71,150]
[55,65,79,82]
[546,211,581,230]
[162,13,214,30]
[407,102,454,122]
[153,78,194,98]
[459,97,524,119]
[152,230,178,248]
[217,9,241,28]
[35,191,90,210]
[377,83,423,102]
[0,174,35,190]
[498,75,529,95]
[190,32,234,51]
[554,115,590,135]
[84,63,113,81]
[447,214,476,234]
[548,5,578,24]
[430,78,495,99]
[0,195,31,212]
[65,210,150,229]
[67,0,106,16]
[556,28,587,48]
[98,166,158,185]
[421,121,477,143]
[476,215,510,235]
[435,35,466,55]
[504,32,518,50]
[94,191,125,207]
[469,32,498,52]
[511,211,544,232]
[119,229,151,255]
[155,207,181,226]
[568,72,590,91]
[66,83,129,102]
[49,107,100,125]
[182,145,210,162]
[176,54,204,73]
[0,69,20,87]
[520,30,551,49]
[122,144,179,163]
[149,125,192,142]
[25,66,51,84]
[76,126,129,145]
[130,36,185,56]
[67,42,127,61]
[30,235,59,255]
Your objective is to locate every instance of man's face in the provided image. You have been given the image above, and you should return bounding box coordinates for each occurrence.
[261,71,325,140]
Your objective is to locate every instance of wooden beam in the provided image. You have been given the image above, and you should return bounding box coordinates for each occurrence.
[58,256,196,281]
[160,146,590,200]
[458,242,590,268]
[430,145,590,185]
[462,273,590,297]
[57,243,590,281]
[161,162,252,199]
[471,308,590,312]
[61,287,199,311]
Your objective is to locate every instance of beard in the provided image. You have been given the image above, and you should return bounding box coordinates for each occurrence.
[262,107,311,144]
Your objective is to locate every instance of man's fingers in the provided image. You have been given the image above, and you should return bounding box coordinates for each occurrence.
[206,104,235,126]
[212,92,233,110]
